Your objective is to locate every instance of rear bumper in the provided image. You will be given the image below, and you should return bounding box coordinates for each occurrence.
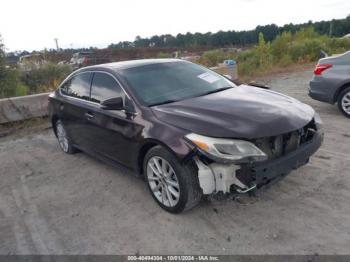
[241,130,324,189]
[309,78,336,104]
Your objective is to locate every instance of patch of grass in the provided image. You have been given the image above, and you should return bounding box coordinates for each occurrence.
[0,68,23,98]
[0,63,72,99]
[157,52,172,58]
[20,63,72,94]
[197,50,228,67]
[14,82,28,97]
[198,27,350,79]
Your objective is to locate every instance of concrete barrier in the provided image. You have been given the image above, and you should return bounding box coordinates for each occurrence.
[0,92,50,124]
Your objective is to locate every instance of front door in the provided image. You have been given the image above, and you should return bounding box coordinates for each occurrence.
[84,72,140,167]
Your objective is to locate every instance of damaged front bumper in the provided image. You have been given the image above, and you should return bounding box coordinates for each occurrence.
[194,131,324,195]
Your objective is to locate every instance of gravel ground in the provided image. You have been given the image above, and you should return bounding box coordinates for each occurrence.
[0,68,349,255]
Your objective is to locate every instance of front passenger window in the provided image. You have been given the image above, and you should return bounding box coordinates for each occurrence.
[91,72,123,104]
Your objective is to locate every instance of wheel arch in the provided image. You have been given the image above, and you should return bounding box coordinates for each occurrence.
[334,82,350,103]
[137,138,190,176]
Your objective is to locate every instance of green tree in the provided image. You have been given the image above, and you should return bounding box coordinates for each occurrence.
[0,34,27,98]
[0,34,12,97]
[271,31,293,61]
[256,32,272,68]
[107,16,350,49]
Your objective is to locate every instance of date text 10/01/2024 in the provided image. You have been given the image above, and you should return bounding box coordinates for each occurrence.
[127,255,219,261]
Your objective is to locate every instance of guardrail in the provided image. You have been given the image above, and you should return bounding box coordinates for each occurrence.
[0,92,50,124]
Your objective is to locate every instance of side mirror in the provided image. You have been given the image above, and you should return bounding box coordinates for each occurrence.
[101,97,124,110]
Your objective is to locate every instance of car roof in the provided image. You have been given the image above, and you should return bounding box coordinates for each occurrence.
[79,58,184,72]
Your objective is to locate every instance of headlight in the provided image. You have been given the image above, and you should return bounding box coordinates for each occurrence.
[185,133,267,163]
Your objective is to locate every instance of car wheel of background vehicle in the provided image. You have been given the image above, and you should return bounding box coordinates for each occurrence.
[144,146,202,213]
[338,87,350,118]
[55,120,77,154]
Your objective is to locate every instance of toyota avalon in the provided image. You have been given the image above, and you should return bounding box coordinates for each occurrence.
[49,59,323,213]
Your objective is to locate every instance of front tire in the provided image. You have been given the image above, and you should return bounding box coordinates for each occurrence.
[55,120,77,154]
[338,87,350,118]
[144,146,202,213]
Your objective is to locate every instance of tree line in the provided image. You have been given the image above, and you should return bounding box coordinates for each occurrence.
[108,16,350,49]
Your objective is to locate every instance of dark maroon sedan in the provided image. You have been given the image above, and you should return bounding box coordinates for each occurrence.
[49,59,323,213]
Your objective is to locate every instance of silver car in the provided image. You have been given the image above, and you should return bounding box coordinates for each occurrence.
[309,51,350,118]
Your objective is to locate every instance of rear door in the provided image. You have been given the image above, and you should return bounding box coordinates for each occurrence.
[59,72,93,148]
[84,72,139,166]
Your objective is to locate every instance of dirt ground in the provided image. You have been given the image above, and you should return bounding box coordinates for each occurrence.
[0,68,350,255]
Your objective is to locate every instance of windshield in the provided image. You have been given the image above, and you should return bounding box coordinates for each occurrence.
[119,61,236,106]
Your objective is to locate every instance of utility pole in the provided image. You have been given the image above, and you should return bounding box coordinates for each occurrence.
[54,38,59,51]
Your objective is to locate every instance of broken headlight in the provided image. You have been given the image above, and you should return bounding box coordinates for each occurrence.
[185,133,267,163]
[314,112,323,130]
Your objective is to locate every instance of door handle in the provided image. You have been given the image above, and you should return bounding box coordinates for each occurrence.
[85,112,94,120]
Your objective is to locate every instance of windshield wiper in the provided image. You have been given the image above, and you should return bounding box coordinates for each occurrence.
[148,99,178,107]
[148,86,233,106]
[197,86,233,97]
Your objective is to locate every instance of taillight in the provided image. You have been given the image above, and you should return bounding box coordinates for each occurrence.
[314,64,332,75]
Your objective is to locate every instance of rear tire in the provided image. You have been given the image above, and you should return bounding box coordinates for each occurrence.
[143,146,202,213]
[338,87,350,118]
[55,120,77,154]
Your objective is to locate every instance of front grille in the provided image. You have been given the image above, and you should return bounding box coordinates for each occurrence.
[253,119,317,160]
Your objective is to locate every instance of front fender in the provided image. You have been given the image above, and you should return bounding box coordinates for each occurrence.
[141,124,194,162]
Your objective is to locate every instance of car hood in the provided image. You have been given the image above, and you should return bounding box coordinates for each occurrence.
[151,85,315,139]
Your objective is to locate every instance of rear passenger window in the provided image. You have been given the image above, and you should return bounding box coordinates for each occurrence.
[90,72,123,104]
[61,72,91,100]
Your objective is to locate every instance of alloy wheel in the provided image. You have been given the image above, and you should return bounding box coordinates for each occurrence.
[146,156,180,207]
[341,90,350,114]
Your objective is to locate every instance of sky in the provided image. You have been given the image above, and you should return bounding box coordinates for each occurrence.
[1,0,349,51]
